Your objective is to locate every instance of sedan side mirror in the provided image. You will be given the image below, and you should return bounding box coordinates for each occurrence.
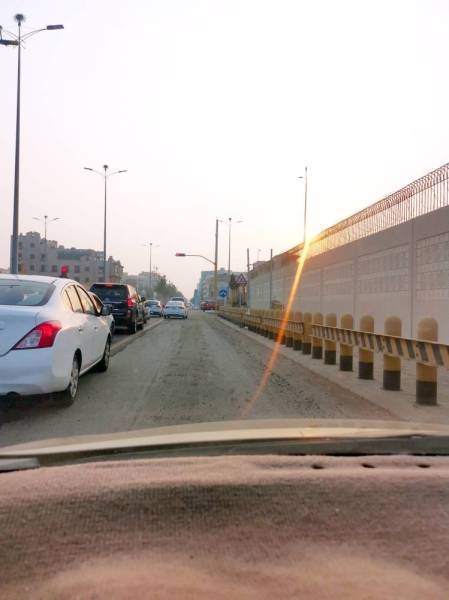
[101,305,111,316]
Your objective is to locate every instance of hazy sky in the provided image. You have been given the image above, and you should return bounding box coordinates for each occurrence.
[1,0,449,297]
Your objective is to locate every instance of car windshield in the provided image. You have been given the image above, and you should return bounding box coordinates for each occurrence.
[1,1,449,459]
[90,285,127,302]
[0,279,53,306]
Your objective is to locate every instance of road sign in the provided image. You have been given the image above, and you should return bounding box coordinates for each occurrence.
[236,274,247,285]
[218,288,228,298]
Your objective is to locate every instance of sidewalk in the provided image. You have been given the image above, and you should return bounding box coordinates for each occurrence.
[218,317,449,425]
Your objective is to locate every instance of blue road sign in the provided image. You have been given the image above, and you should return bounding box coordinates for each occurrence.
[218,288,228,298]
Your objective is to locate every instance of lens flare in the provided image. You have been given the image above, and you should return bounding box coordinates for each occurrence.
[241,238,312,417]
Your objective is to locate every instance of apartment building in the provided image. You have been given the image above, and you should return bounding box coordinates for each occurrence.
[17,231,123,286]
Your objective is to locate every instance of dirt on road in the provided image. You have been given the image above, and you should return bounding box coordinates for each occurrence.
[0,312,394,447]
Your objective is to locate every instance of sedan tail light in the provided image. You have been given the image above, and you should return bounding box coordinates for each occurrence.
[13,321,62,350]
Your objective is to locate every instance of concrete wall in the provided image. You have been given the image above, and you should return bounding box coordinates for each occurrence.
[250,205,449,342]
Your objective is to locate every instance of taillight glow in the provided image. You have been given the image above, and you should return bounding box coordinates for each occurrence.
[127,298,135,307]
[13,321,62,350]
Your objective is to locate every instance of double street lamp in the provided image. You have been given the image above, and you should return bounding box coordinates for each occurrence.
[33,214,60,242]
[84,165,127,282]
[143,242,160,298]
[1,14,64,274]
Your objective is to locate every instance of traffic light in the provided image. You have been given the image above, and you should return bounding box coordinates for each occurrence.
[60,265,69,278]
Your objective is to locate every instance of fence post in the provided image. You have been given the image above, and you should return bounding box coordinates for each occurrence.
[268,310,275,340]
[383,316,402,391]
[416,318,438,406]
[340,314,353,371]
[302,312,312,354]
[312,312,323,359]
[358,315,374,380]
[324,313,337,365]
[285,310,294,347]
[293,311,303,351]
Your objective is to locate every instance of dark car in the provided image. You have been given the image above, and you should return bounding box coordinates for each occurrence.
[90,283,146,334]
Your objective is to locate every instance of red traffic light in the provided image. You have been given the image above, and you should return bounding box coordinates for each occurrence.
[175,253,186,257]
[60,265,69,278]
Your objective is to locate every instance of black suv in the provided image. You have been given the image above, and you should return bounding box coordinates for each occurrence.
[90,283,146,334]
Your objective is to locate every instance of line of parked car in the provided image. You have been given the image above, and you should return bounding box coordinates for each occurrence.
[0,275,189,407]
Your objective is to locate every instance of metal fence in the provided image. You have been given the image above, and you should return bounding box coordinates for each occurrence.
[253,162,449,276]
[308,162,449,257]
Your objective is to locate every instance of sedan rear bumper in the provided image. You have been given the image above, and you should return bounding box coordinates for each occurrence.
[0,348,70,397]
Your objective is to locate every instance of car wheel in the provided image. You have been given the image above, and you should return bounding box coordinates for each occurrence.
[97,337,111,372]
[128,317,137,334]
[137,319,144,331]
[59,354,80,407]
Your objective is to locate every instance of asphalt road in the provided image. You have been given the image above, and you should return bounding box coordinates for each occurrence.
[0,311,394,447]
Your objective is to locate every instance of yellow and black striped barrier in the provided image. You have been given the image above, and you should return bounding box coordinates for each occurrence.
[218,306,449,406]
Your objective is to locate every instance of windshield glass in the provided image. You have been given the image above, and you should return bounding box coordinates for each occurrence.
[0,280,53,306]
[90,285,127,302]
[0,1,449,454]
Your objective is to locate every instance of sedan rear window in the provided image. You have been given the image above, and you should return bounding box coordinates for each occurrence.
[0,280,54,306]
[90,284,127,302]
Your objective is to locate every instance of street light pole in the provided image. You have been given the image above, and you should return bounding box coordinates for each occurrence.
[1,15,64,273]
[84,165,127,282]
[143,242,160,298]
[11,14,22,275]
[298,166,308,244]
[103,165,108,280]
[33,214,60,241]
[214,218,219,309]
[227,217,243,275]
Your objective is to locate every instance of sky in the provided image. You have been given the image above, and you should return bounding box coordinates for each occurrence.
[1,0,449,298]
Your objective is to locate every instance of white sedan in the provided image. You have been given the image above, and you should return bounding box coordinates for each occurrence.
[0,274,112,406]
[163,300,188,319]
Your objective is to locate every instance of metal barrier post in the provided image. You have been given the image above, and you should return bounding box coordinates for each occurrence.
[358,315,374,380]
[312,312,323,359]
[324,313,337,364]
[339,314,353,371]
[302,312,312,354]
[416,318,438,406]
[293,311,303,351]
[383,316,402,391]
[285,311,294,347]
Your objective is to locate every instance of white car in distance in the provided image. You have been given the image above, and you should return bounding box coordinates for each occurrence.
[0,275,112,406]
[163,300,188,319]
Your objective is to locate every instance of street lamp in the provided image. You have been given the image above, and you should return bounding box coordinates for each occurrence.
[176,219,221,308]
[143,242,160,298]
[298,166,308,244]
[1,14,64,274]
[33,215,60,242]
[84,165,127,282]
[227,217,243,275]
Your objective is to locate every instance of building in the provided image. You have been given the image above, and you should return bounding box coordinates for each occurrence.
[195,268,229,305]
[17,231,124,286]
[121,271,163,296]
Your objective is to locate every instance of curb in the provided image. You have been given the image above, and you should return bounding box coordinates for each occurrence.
[111,318,163,357]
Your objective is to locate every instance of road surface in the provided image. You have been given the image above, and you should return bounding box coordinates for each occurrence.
[0,311,394,447]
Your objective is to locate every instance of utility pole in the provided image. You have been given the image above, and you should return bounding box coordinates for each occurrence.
[246,248,251,311]
[214,218,219,308]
